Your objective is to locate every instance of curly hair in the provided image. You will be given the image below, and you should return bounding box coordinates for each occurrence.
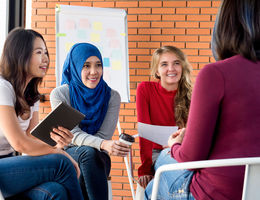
[151,46,192,128]
[0,27,49,116]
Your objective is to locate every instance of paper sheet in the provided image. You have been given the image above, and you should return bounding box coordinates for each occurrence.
[138,122,178,146]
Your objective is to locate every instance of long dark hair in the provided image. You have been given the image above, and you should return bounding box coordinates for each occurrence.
[151,46,192,128]
[213,0,260,61]
[0,27,49,116]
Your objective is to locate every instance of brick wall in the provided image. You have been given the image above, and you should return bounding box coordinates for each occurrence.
[31,1,220,199]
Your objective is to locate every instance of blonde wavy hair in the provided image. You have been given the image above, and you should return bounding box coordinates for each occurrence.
[151,46,192,128]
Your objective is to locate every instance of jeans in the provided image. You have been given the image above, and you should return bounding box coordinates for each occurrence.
[0,154,83,200]
[145,148,195,200]
[66,145,111,200]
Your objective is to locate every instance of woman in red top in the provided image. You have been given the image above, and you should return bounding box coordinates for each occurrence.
[136,46,192,188]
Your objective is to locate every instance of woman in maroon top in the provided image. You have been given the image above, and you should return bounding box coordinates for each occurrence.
[145,0,260,199]
[136,46,192,188]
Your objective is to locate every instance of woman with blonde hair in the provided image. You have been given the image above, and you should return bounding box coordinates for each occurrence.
[136,46,192,188]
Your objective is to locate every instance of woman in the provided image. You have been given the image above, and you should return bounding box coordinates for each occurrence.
[0,28,83,199]
[137,46,192,188]
[50,43,130,200]
[145,0,260,199]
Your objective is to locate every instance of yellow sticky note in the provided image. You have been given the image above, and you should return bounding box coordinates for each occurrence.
[120,33,126,36]
[112,61,122,70]
[90,33,100,42]
[93,22,102,31]
[65,42,74,52]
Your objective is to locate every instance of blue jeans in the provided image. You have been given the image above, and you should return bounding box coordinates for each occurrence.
[145,148,195,200]
[0,154,83,200]
[66,145,111,200]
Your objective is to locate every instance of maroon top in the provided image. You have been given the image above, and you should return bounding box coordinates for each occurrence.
[137,81,177,177]
[171,55,260,200]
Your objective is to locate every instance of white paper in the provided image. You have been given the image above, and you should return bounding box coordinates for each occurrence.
[138,122,178,146]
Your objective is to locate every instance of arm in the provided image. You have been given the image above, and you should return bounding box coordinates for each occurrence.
[50,86,123,151]
[136,83,155,177]
[0,82,80,176]
[171,64,224,162]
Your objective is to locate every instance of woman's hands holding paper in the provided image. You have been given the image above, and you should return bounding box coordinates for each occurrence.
[168,128,186,148]
[51,126,73,149]
[138,175,153,188]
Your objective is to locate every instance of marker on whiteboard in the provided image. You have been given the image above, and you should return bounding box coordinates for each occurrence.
[56,33,67,37]
[56,4,61,13]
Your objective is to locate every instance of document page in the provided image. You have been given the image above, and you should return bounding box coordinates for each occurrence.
[138,122,178,146]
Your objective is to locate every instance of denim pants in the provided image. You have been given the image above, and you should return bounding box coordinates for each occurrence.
[145,148,195,200]
[0,154,83,200]
[66,145,111,200]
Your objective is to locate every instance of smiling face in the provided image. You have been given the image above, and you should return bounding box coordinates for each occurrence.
[27,37,49,82]
[81,56,103,89]
[156,52,182,91]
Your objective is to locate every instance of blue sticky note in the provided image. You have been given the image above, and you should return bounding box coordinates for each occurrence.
[103,58,110,67]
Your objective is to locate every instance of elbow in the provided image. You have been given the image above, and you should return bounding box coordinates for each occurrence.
[11,140,30,154]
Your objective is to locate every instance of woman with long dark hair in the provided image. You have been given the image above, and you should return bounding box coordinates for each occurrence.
[145,0,260,199]
[0,27,83,200]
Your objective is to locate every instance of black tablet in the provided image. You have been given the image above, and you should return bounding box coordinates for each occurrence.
[30,102,85,146]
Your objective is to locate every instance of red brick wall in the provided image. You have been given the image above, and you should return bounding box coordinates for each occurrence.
[31,1,220,199]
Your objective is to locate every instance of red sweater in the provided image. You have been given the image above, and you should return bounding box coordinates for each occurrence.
[171,55,260,200]
[136,81,177,177]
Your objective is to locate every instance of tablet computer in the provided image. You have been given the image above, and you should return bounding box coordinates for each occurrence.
[30,102,85,146]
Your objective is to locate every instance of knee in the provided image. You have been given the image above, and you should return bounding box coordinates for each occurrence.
[28,182,68,200]
[77,146,97,163]
[46,154,75,174]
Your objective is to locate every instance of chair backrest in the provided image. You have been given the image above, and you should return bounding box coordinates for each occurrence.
[151,157,260,200]
[0,190,4,200]
[242,164,260,200]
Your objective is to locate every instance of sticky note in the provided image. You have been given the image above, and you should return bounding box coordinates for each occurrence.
[65,42,75,52]
[90,33,100,42]
[56,33,66,37]
[111,50,122,59]
[79,19,90,29]
[77,30,86,39]
[106,28,117,37]
[103,58,110,67]
[65,20,76,30]
[112,60,122,70]
[93,22,102,31]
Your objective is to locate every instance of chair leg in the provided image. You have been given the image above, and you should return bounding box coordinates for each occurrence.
[108,176,112,200]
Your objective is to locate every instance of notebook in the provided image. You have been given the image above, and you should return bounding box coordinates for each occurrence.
[30,102,85,146]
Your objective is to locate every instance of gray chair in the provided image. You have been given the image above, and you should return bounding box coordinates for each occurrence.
[151,157,260,200]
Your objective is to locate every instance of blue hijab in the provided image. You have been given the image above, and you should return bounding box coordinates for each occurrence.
[61,43,111,135]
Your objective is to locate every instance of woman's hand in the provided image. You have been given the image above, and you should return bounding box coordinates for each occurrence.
[168,128,186,148]
[101,140,130,157]
[51,126,73,149]
[138,175,153,188]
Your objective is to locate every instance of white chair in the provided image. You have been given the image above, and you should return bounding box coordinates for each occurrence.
[0,190,4,200]
[108,176,112,200]
[151,157,260,200]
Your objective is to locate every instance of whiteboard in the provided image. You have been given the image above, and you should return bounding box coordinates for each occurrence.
[55,5,130,102]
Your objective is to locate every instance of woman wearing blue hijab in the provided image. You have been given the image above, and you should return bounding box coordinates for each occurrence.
[50,43,130,200]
